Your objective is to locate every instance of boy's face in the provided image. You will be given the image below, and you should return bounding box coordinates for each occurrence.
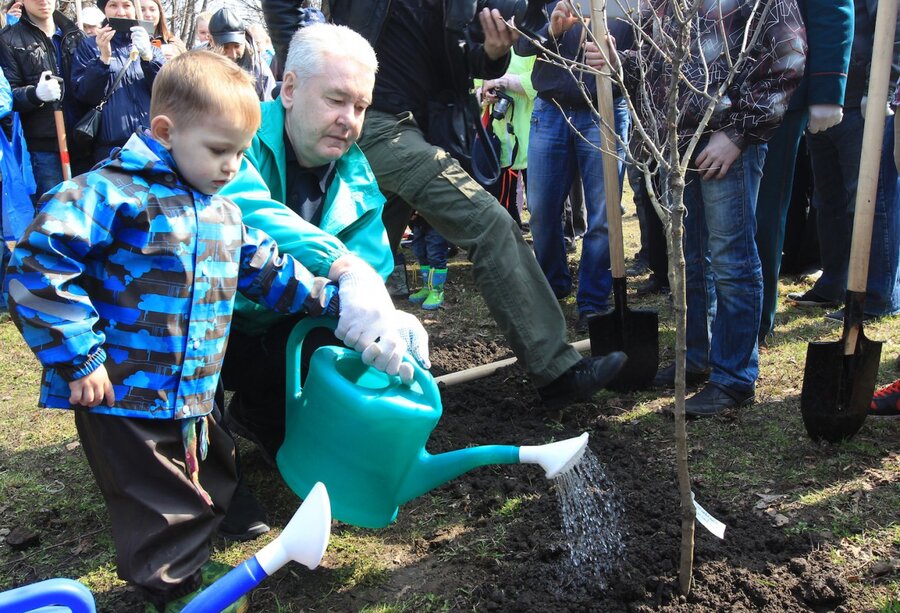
[23,0,55,21]
[154,115,253,196]
[281,55,374,168]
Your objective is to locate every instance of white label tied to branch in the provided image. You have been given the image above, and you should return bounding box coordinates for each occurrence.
[691,492,726,539]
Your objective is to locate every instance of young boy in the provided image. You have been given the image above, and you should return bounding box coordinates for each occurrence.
[4,51,340,612]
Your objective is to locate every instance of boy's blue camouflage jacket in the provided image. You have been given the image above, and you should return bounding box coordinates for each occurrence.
[5,132,339,420]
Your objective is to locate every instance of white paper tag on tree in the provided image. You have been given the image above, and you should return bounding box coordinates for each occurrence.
[692,492,726,539]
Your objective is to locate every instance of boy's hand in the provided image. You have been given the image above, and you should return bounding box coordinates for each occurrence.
[69,365,116,408]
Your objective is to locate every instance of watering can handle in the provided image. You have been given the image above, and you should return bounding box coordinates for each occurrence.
[285,317,439,405]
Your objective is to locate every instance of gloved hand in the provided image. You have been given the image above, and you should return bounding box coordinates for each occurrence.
[130,26,154,61]
[34,71,61,103]
[358,311,431,385]
[860,96,895,120]
[336,267,406,376]
[807,104,843,134]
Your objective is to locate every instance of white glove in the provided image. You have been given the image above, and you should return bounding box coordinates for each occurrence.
[336,267,406,376]
[358,311,431,385]
[34,71,61,103]
[130,26,154,61]
[860,96,895,120]
[807,104,843,134]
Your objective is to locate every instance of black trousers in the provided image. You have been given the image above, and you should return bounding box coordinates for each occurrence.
[74,405,237,604]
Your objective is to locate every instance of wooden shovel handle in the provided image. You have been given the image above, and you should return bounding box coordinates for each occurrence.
[843,0,898,353]
[53,109,71,181]
[587,0,625,278]
[848,0,898,294]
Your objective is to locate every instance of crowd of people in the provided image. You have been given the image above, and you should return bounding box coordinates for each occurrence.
[0,1,897,611]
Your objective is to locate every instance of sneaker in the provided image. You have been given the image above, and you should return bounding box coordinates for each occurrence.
[537,352,628,405]
[219,480,270,542]
[626,259,649,276]
[144,560,249,613]
[824,308,878,324]
[634,273,670,296]
[684,383,754,418]
[786,289,839,308]
[652,363,710,388]
[870,379,900,416]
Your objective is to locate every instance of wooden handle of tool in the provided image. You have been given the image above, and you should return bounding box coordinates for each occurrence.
[53,109,71,181]
[848,0,898,294]
[588,0,625,278]
[434,340,592,387]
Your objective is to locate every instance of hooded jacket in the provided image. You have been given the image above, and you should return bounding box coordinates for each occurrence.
[6,132,338,420]
[0,10,85,153]
[219,99,392,335]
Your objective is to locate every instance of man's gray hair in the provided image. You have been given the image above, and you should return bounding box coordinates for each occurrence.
[285,23,378,82]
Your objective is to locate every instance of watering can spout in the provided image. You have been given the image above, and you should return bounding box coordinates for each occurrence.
[398,446,520,505]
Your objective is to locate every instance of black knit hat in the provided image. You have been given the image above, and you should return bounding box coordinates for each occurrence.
[94,0,108,12]
[208,7,246,45]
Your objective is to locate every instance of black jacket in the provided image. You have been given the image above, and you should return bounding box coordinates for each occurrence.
[263,0,508,97]
[0,11,85,153]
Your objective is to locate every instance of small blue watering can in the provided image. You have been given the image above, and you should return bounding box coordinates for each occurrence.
[277,318,590,529]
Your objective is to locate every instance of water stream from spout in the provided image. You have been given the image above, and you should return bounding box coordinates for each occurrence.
[553,448,625,588]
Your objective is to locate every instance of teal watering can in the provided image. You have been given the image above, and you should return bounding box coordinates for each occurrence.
[276,318,590,529]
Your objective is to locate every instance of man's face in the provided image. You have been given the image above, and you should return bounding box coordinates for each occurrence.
[83,23,99,36]
[22,0,55,22]
[220,41,245,61]
[282,56,374,168]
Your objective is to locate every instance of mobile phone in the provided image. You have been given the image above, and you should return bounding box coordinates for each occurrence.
[102,17,155,35]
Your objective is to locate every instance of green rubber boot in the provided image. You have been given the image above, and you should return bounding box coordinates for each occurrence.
[408,265,431,305]
[422,268,447,310]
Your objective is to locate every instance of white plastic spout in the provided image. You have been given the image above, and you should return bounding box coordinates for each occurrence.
[255,482,331,575]
[518,432,589,478]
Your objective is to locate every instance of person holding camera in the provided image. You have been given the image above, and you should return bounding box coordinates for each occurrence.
[69,0,165,163]
[0,0,88,201]
[476,50,537,229]
[261,0,628,407]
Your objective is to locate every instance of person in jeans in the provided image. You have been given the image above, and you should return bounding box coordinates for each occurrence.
[516,0,632,332]
[588,0,807,416]
[787,0,900,321]
[0,0,88,201]
[407,213,450,311]
[261,0,628,407]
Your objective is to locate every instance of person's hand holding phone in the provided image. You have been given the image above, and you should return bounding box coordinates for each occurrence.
[96,25,115,64]
[6,1,22,19]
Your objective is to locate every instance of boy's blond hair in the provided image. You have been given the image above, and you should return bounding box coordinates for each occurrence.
[150,50,261,135]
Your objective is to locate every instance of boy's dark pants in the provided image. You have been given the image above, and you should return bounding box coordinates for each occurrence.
[74,406,238,604]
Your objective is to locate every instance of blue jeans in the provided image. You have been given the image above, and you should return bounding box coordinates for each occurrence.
[807,110,900,316]
[410,221,449,269]
[30,150,64,208]
[683,142,767,394]
[526,96,630,314]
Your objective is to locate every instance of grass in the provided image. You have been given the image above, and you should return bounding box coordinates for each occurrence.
[1,201,898,610]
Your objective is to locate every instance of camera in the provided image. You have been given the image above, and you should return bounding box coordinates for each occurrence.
[448,0,548,42]
[490,88,515,120]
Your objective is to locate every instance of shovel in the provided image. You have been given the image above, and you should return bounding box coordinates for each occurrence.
[799,0,895,442]
[584,0,659,391]
[44,74,70,181]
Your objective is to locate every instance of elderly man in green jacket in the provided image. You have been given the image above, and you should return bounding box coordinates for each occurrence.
[218,21,409,470]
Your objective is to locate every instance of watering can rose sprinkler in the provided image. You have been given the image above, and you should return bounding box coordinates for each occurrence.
[181,482,331,613]
[277,319,592,529]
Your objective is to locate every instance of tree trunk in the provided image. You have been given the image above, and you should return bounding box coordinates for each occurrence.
[666,171,696,596]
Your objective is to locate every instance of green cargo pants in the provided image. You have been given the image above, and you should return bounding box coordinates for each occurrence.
[358,109,581,386]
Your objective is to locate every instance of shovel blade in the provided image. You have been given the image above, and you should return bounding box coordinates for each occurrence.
[589,306,659,391]
[800,332,882,443]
